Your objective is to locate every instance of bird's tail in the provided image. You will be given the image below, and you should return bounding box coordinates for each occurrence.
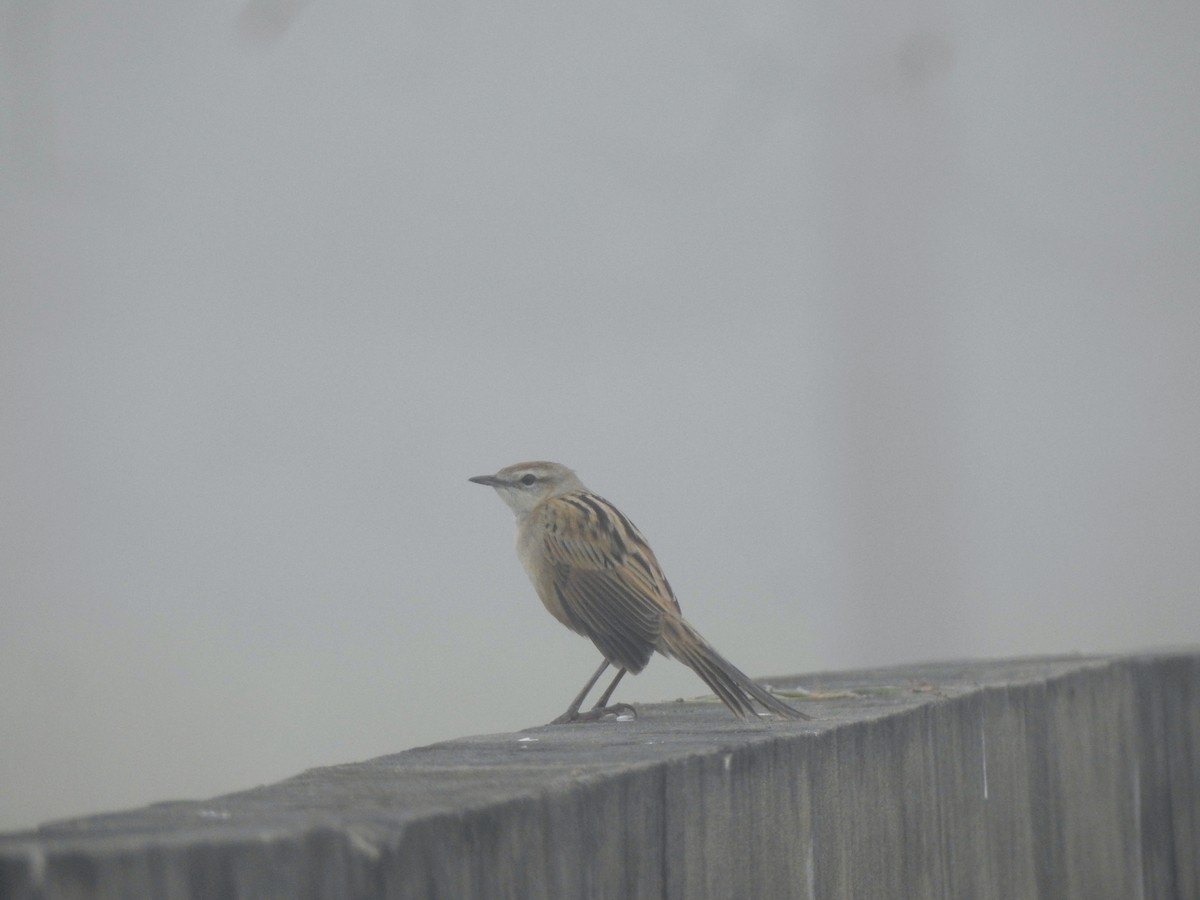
[659,616,810,720]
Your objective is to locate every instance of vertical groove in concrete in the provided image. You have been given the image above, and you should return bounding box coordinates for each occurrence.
[1133,654,1199,900]
[0,652,1196,899]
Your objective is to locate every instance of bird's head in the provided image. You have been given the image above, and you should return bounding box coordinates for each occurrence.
[469,460,585,517]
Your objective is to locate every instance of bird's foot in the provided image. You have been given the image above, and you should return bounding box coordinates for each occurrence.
[549,703,636,725]
[593,702,636,721]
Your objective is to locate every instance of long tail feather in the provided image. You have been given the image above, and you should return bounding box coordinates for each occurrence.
[660,617,810,720]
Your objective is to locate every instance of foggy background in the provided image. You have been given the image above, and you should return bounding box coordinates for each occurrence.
[2,0,1197,832]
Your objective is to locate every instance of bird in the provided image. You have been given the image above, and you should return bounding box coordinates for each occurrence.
[469,461,810,724]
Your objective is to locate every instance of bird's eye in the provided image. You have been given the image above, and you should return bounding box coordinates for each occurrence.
[521,474,536,486]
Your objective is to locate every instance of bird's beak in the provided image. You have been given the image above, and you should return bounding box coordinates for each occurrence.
[469,474,503,487]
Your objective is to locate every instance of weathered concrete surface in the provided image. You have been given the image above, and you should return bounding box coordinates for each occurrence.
[0,652,1196,899]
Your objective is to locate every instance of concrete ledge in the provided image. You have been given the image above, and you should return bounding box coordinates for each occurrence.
[1,652,1197,899]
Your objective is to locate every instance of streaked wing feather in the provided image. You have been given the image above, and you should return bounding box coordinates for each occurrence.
[540,496,668,672]
[559,572,655,671]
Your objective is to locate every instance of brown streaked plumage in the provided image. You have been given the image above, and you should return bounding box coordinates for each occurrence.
[469,461,810,724]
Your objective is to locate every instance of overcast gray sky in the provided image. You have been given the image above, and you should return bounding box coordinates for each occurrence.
[2,0,1198,831]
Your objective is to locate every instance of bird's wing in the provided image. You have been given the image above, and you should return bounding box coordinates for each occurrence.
[536,493,677,672]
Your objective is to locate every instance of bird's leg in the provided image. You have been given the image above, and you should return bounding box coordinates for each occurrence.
[591,667,633,718]
[550,659,634,724]
[550,659,609,724]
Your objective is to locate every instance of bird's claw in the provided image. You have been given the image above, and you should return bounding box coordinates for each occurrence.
[549,703,636,725]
